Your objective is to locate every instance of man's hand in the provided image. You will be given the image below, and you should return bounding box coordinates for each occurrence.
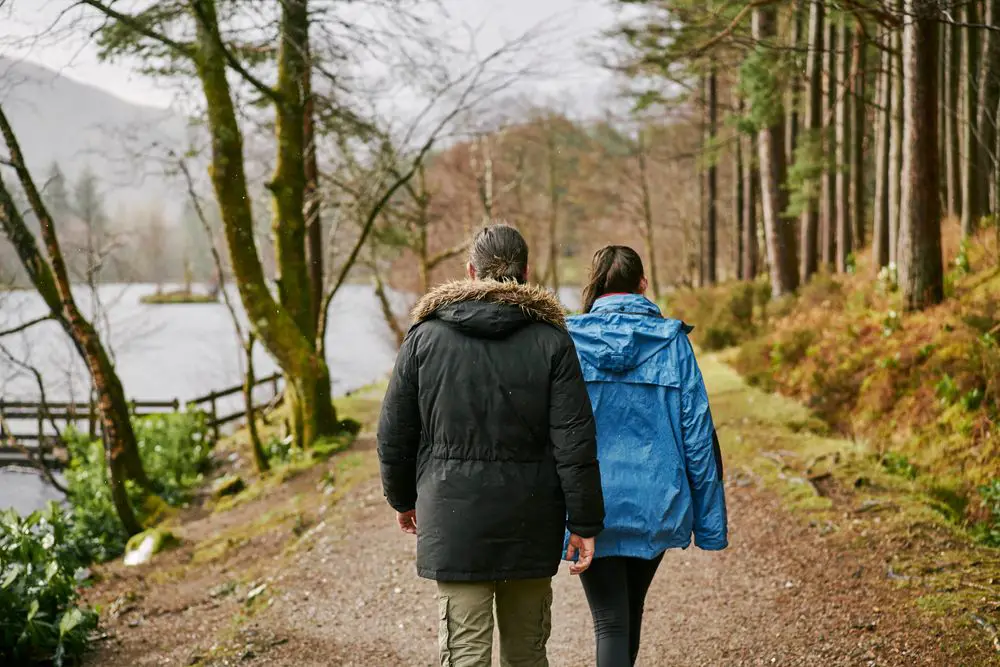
[396,510,417,535]
[565,533,595,575]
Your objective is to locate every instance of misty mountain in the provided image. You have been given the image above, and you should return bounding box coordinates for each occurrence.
[0,55,190,217]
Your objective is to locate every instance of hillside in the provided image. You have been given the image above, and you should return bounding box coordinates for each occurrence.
[0,55,188,214]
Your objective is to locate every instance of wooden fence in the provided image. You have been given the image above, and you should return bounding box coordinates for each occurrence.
[0,372,283,468]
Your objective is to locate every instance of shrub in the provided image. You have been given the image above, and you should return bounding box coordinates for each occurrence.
[0,504,97,665]
[63,411,213,563]
[971,480,1000,547]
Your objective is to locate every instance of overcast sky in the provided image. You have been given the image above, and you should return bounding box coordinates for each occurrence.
[1,0,622,113]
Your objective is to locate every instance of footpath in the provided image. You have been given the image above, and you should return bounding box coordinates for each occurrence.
[82,354,1000,666]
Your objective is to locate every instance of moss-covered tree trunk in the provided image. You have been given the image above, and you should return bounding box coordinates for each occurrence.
[976,0,1000,220]
[189,0,336,448]
[742,131,759,281]
[0,108,144,536]
[898,0,944,310]
[888,18,905,266]
[944,19,961,219]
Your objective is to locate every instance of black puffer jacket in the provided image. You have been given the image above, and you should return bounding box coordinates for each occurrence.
[378,280,605,582]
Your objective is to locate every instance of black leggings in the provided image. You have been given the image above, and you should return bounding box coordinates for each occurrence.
[579,554,664,667]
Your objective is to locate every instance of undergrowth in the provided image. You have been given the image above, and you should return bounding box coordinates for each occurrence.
[693,224,1000,544]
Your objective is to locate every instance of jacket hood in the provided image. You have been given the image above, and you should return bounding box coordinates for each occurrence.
[411,279,566,339]
[568,294,689,373]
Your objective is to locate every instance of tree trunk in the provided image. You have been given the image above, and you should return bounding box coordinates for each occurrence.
[637,129,662,299]
[961,1,981,236]
[754,6,799,297]
[888,18,905,266]
[976,0,1000,220]
[821,16,838,269]
[706,67,719,285]
[787,0,806,163]
[835,14,852,273]
[742,132,760,280]
[945,18,961,219]
[302,34,324,340]
[734,97,745,280]
[898,0,944,310]
[0,109,144,536]
[546,129,560,294]
[190,0,337,449]
[873,25,892,271]
[800,0,824,282]
[850,20,866,250]
[243,336,270,474]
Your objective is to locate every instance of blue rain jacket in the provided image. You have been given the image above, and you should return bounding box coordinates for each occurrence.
[566,293,728,559]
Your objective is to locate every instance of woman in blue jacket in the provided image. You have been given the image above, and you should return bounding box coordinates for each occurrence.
[567,245,728,666]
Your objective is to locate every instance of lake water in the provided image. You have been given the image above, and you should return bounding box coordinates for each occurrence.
[0,283,581,513]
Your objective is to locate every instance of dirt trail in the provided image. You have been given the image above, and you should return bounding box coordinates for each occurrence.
[83,357,999,666]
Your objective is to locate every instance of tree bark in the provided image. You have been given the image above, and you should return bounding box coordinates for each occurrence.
[637,129,662,299]
[835,14,852,273]
[190,0,337,449]
[888,18,905,266]
[754,6,799,297]
[850,20,866,250]
[302,33,324,339]
[742,132,759,281]
[976,0,1000,220]
[243,335,269,474]
[706,67,719,285]
[734,97,745,280]
[898,0,944,310]
[0,108,144,536]
[961,1,981,236]
[545,126,560,294]
[873,25,892,271]
[800,0,824,283]
[787,0,806,163]
[944,18,961,219]
[821,16,838,269]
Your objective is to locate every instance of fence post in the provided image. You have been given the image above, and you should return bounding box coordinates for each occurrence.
[210,395,219,442]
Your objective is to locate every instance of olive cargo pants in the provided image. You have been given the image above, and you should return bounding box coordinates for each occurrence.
[437,577,553,667]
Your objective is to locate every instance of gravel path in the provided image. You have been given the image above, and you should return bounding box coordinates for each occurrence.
[83,354,998,666]
[236,466,992,667]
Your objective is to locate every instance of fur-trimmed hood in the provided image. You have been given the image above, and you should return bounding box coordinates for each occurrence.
[411,279,566,331]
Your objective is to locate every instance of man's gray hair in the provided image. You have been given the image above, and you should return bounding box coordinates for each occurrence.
[469,223,529,284]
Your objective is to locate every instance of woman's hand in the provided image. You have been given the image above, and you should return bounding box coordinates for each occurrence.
[397,510,417,535]
[565,534,595,575]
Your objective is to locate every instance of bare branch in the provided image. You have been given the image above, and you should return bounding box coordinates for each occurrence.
[0,315,52,339]
[74,0,195,58]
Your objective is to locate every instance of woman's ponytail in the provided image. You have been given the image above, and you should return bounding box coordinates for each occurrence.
[580,246,646,313]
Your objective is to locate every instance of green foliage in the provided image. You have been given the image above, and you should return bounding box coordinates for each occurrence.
[934,374,960,406]
[0,504,98,665]
[784,130,826,219]
[953,239,971,275]
[64,412,213,563]
[881,452,919,480]
[737,47,785,131]
[881,310,902,337]
[971,480,1000,547]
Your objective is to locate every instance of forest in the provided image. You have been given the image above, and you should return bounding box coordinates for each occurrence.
[0,0,999,664]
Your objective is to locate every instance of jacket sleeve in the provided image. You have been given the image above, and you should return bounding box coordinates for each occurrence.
[678,335,729,550]
[377,331,422,513]
[549,338,605,538]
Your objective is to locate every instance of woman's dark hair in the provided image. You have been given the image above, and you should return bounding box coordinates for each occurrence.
[469,224,529,283]
[581,245,645,313]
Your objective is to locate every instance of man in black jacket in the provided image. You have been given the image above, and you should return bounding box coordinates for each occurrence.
[378,224,604,666]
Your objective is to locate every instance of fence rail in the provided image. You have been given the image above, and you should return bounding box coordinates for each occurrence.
[0,372,284,468]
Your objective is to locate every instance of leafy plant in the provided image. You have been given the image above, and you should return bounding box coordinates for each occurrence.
[971,480,1000,547]
[0,504,98,665]
[63,411,214,563]
[881,310,902,337]
[881,452,919,480]
[934,374,960,406]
